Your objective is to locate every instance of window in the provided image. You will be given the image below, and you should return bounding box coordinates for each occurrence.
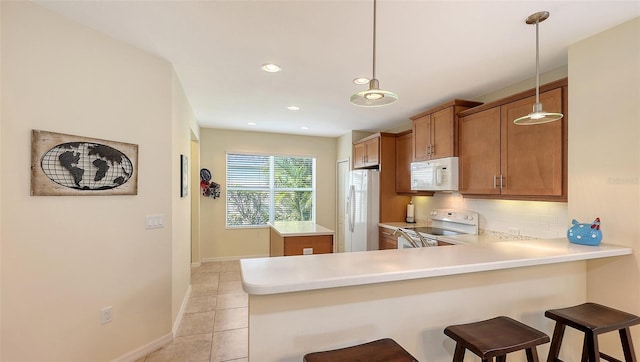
[226,153,315,227]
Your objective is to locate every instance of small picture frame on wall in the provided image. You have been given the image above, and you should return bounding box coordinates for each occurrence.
[180,154,188,198]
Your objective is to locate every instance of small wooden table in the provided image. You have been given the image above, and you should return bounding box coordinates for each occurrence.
[269,221,334,256]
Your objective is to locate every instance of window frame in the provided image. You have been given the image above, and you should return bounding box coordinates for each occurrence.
[225,152,316,229]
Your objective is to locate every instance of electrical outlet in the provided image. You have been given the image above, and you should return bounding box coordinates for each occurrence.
[101,306,113,325]
[303,248,313,255]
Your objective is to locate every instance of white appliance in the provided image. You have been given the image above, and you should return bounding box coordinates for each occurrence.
[396,209,478,249]
[410,157,459,191]
[345,170,380,252]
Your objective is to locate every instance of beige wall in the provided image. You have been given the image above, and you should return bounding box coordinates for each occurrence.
[199,128,336,260]
[171,72,199,329]
[568,17,640,355]
[474,66,568,104]
[191,140,201,264]
[336,130,373,162]
[0,2,3,357]
[1,2,194,360]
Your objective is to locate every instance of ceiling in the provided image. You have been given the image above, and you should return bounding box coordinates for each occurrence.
[35,1,640,138]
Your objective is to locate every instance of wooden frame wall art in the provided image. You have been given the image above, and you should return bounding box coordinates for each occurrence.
[31,130,138,196]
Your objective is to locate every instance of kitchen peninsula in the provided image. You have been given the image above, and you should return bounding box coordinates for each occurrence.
[269,221,334,256]
[240,239,632,361]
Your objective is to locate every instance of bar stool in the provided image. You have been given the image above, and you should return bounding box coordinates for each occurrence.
[444,316,550,362]
[303,338,418,362]
[545,302,640,362]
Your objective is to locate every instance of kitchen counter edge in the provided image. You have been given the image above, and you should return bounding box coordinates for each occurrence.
[240,238,632,295]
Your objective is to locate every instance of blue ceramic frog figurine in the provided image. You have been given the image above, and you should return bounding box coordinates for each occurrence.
[567,217,602,246]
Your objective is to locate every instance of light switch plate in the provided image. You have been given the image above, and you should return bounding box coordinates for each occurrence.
[145,214,164,229]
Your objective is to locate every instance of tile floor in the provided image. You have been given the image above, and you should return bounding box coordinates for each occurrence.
[137,260,248,362]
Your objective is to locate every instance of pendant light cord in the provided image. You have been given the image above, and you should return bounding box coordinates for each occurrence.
[535,17,540,105]
[372,0,377,80]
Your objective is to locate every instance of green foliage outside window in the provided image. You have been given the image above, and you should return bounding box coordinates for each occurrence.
[226,154,315,227]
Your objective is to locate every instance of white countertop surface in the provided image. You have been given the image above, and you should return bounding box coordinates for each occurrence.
[240,238,632,295]
[269,221,334,237]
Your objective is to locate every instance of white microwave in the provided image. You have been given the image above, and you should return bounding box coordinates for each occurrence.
[410,157,459,191]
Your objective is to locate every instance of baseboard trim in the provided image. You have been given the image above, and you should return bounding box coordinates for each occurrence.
[201,254,268,263]
[113,285,192,362]
[113,333,173,362]
[191,261,202,268]
[173,285,192,337]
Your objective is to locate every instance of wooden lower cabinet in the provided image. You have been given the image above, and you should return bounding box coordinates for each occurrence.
[270,228,333,256]
[379,227,398,250]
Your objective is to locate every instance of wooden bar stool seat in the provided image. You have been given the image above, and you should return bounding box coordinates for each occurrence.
[444,316,550,362]
[545,302,640,362]
[303,338,418,362]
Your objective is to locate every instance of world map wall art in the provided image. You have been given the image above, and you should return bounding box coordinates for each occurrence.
[31,130,138,196]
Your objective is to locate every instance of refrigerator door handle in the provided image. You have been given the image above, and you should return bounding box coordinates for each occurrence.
[348,185,355,232]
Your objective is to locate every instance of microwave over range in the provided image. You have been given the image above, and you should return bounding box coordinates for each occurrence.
[410,156,459,191]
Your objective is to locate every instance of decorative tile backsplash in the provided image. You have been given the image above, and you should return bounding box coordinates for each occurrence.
[412,193,568,239]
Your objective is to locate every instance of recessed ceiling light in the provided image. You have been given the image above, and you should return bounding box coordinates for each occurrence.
[300,126,309,130]
[248,122,257,126]
[353,77,370,85]
[287,106,300,111]
[261,63,281,73]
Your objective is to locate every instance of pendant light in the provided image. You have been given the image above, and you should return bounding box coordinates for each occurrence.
[350,0,398,107]
[513,11,563,125]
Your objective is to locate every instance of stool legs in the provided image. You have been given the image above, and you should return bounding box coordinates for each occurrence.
[526,347,541,362]
[621,327,638,362]
[452,343,465,362]
[547,323,566,362]
[550,324,638,362]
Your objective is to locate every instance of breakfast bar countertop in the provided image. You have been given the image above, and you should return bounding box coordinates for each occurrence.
[240,238,632,295]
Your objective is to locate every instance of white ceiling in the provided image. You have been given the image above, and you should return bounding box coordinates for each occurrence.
[35,0,640,137]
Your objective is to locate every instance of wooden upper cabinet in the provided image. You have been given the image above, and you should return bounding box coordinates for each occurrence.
[353,136,380,169]
[412,115,431,161]
[459,107,501,195]
[458,78,567,201]
[395,131,413,193]
[411,100,482,161]
[353,142,367,169]
[395,131,435,196]
[431,107,456,159]
[501,88,564,197]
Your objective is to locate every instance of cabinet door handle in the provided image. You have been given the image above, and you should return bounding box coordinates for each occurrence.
[493,175,498,189]
[431,144,435,156]
[500,175,506,189]
[381,231,393,236]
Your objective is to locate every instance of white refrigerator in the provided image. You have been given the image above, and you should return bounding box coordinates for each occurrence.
[344,169,380,252]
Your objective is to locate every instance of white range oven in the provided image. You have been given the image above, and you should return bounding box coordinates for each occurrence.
[396,209,478,249]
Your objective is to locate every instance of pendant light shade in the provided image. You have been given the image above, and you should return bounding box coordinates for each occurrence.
[513,11,563,125]
[350,0,397,107]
